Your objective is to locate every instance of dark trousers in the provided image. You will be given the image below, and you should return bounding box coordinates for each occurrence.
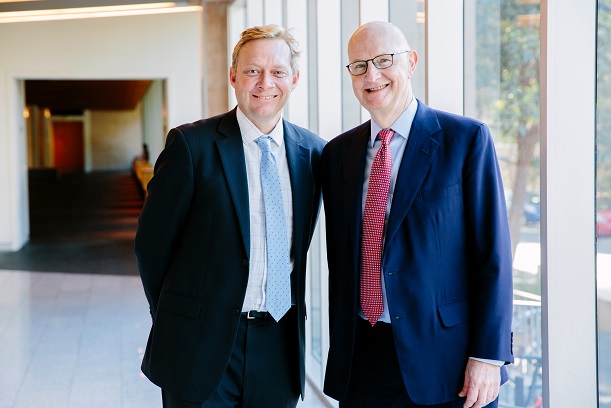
[162,307,300,408]
[340,317,475,408]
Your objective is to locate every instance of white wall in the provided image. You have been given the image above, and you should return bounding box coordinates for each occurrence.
[141,80,166,164]
[90,108,142,171]
[0,9,203,250]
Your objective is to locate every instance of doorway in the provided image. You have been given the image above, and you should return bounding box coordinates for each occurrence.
[2,79,161,275]
[53,120,84,172]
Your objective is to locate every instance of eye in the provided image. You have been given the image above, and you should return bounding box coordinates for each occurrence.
[353,62,367,70]
[274,70,288,77]
[245,69,260,75]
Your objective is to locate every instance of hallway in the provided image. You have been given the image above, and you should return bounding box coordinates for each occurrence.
[0,172,142,275]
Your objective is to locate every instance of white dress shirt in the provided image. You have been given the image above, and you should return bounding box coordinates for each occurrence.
[237,107,294,312]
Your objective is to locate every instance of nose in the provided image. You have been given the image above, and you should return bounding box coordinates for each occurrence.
[364,61,382,81]
[257,72,274,88]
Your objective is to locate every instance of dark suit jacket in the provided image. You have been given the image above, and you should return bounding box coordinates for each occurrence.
[321,100,514,405]
[134,108,325,402]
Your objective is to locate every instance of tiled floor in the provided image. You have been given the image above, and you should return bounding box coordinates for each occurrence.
[0,269,328,408]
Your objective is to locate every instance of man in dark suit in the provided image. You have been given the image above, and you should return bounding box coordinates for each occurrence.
[321,22,513,408]
[135,24,325,407]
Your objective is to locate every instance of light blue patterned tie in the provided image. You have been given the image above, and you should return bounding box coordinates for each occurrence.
[256,136,291,321]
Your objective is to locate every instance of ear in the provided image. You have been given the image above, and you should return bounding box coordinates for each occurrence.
[229,67,237,89]
[408,50,418,78]
[291,70,300,90]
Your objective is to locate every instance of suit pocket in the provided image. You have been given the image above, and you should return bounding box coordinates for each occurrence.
[158,290,201,318]
[437,298,468,327]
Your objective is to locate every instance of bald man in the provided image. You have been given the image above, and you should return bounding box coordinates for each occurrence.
[321,22,514,408]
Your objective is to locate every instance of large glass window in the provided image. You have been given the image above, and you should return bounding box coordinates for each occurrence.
[465,1,542,407]
[598,3,611,407]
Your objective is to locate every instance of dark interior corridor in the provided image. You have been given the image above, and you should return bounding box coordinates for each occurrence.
[0,171,143,275]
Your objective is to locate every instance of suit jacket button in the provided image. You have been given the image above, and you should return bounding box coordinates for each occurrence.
[232,309,240,316]
[242,259,249,267]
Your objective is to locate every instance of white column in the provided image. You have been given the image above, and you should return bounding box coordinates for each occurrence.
[316,0,342,140]
[359,0,389,23]
[340,0,360,132]
[284,0,308,128]
[16,79,29,249]
[246,0,264,27]
[425,0,463,114]
[1,78,29,250]
[540,1,597,406]
[263,0,283,25]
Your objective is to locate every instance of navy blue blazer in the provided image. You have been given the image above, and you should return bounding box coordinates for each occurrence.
[321,100,514,405]
[135,108,325,402]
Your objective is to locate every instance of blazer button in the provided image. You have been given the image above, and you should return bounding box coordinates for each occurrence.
[232,309,240,316]
[242,259,249,267]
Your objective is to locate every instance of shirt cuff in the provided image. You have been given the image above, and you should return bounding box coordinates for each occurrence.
[469,357,505,367]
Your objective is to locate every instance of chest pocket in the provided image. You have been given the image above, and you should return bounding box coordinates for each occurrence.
[421,182,462,202]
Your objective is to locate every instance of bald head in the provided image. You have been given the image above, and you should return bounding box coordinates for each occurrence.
[346,21,417,128]
[348,22,410,59]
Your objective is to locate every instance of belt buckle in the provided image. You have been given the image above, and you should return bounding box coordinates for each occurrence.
[246,310,256,320]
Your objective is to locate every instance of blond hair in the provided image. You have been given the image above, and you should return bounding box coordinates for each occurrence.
[231,24,301,74]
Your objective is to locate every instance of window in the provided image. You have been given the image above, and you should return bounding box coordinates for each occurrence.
[464,1,542,406]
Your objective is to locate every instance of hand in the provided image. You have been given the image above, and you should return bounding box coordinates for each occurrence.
[458,359,500,408]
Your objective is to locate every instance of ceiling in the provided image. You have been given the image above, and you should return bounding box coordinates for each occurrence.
[25,80,153,112]
[0,1,197,13]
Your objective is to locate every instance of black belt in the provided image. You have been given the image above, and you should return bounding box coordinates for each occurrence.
[241,310,269,319]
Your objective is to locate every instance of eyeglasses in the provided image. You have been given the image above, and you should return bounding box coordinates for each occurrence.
[346,50,411,76]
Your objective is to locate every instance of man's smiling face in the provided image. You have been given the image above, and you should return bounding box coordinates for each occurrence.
[347,23,415,126]
[230,38,298,134]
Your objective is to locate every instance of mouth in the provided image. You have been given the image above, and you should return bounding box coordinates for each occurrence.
[253,95,277,100]
[366,84,389,92]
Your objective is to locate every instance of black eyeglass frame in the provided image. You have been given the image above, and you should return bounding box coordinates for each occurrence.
[346,50,412,76]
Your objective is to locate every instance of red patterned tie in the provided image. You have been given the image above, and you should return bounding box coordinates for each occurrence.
[360,128,395,325]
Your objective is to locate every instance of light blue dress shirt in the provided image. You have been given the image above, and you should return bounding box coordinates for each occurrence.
[359,96,417,323]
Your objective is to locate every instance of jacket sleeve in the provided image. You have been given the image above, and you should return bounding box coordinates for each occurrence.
[134,128,194,319]
[462,123,514,364]
[320,144,337,335]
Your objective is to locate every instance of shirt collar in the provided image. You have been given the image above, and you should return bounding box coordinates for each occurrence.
[236,107,284,147]
[369,96,418,147]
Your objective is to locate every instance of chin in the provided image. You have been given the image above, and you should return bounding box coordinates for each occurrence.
[361,94,388,106]
[361,101,386,112]
[254,106,279,117]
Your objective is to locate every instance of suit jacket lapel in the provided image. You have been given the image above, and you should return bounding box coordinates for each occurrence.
[384,102,440,254]
[342,122,370,264]
[283,121,309,254]
[216,109,251,256]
